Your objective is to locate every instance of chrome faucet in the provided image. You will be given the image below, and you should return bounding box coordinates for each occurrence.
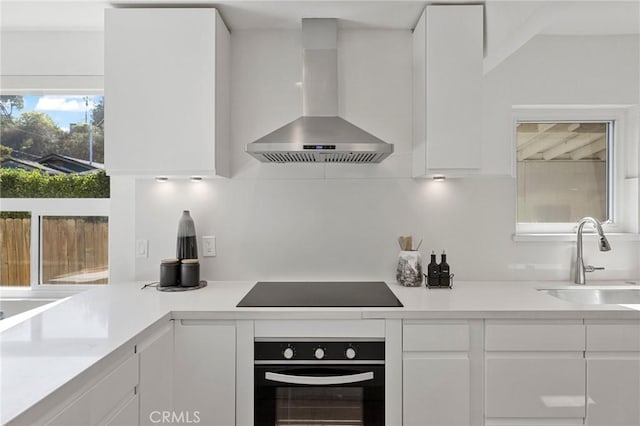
[574,217,611,284]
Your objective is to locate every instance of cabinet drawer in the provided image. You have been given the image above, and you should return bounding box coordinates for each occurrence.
[48,353,138,426]
[586,323,640,351]
[486,358,586,418]
[486,323,585,351]
[255,319,385,338]
[105,394,139,426]
[403,322,469,351]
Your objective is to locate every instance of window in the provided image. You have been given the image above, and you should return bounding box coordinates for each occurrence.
[1,95,109,288]
[514,106,635,235]
[41,216,108,285]
[517,121,611,223]
[0,211,31,286]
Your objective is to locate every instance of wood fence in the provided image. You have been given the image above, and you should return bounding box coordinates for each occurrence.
[0,218,31,286]
[0,217,108,286]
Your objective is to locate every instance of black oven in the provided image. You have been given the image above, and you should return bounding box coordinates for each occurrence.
[254,340,385,426]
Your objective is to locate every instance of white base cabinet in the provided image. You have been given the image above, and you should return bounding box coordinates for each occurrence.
[485,321,586,424]
[138,321,174,426]
[585,321,640,426]
[402,321,479,426]
[44,350,139,426]
[173,320,236,426]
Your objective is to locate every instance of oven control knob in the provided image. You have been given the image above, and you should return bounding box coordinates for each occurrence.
[345,347,356,359]
[314,347,325,360]
[283,347,295,360]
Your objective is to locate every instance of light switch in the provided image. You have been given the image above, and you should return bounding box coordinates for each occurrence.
[203,236,216,257]
[136,239,148,258]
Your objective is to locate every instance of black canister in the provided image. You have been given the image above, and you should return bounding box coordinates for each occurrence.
[159,258,180,287]
[180,259,200,287]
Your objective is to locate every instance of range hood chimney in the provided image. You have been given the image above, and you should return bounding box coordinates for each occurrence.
[245,19,394,163]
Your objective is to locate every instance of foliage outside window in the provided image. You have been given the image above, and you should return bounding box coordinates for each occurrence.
[0,169,109,198]
[516,121,611,224]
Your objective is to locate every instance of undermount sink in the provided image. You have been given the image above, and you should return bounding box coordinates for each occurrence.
[539,288,640,305]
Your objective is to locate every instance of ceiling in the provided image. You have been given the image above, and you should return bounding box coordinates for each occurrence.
[1,0,639,33]
[1,0,638,73]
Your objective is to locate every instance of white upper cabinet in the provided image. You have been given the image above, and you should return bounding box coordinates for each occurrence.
[105,8,230,177]
[412,5,483,177]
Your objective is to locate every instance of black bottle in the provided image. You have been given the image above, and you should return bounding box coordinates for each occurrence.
[427,250,439,287]
[439,251,450,287]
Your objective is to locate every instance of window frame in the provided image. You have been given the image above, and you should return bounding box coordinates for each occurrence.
[1,88,108,297]
[513,105,635,235]
[0,198,109,297]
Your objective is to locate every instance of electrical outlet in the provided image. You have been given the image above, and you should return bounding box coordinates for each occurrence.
[136,239,148,258]
[203,236,216,257]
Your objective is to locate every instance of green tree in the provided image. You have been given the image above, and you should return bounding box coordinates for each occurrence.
[92,97,104,129]
[8,111,64,156]
[57,123,104,163]
[0,144,12,160]
[0,95,24,117]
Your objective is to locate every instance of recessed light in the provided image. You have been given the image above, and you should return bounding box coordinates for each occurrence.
[433,175,446,182]
[155,176,169,182]
[190,176,203,182]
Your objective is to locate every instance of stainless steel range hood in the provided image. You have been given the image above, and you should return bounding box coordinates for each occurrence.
[245,19,394,164]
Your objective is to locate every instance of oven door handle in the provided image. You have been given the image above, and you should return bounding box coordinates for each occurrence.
[264,371,374,385]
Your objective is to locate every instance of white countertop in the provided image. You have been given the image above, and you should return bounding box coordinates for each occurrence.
[1,280,639,424]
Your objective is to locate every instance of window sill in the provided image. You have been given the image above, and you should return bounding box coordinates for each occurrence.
[513,233,640,243]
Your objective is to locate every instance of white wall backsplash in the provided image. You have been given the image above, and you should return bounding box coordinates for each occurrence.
[130,29,640,283]
[135,177,638,281]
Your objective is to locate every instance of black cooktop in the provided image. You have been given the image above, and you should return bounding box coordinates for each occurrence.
[236,281,403,307]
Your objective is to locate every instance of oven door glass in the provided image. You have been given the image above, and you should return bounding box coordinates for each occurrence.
[255,366,384,426]
[276,387,363,425]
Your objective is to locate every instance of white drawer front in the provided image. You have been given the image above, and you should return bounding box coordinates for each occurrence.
[403,323,469,352]
[48,354,138,426]
[586,323,640,352]
[486,323,585,351]
[105,394,139,426]
[255,320,385,338]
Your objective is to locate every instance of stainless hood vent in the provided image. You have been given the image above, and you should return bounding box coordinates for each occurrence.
[245,19,394,164]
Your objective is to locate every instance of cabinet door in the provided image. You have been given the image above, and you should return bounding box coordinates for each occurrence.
[412,6,483,176]
[485,321,586,421]
[586,358,640,426]
[586,321,640,426]
[486,358,586,419]
[139,323,173,426]
[104,8,229,176]
[402,321,475,426]
[173,320,236,426]
[403,357,470,426]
